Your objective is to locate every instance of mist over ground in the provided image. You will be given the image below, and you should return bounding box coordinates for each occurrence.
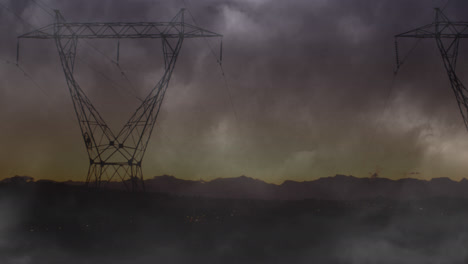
[1,179,468,263]
[1,0,468,263]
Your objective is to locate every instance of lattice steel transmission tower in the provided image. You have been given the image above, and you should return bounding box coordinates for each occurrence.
[18,9,222,191]
[395,8,468,128]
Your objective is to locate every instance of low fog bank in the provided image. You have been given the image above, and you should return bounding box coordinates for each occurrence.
[1,178,468,263]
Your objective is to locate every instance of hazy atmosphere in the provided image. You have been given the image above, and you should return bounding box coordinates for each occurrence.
[2,1,468,264]
[1,0,467,183]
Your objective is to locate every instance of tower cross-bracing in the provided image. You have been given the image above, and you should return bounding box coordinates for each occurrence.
[18,9,222,191]
[395,8,468,128]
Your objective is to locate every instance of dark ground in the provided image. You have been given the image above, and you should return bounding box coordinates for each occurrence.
[1,182,468,264]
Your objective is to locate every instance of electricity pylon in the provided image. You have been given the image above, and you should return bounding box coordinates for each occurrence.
[395,8,468,128]
[18,9,222,191]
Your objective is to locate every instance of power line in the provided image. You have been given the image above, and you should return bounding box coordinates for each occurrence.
[1,0,139,104]
[5,0,141,101]
[0,1,107,98]
[0,57,77,126]
[441,0,451,11]
[185,8,223,66]
[394,38,422,75]
[79,38,142,100]
[29,0,54,17]
[0,1,36,29]
[183,4,240,129]
[0,54,49,96]
[76,56,141,100]
[33,0,54,11]
[25,0,116,64]
[15,63,49,96]
[0,2,62,98]
[115,62,142,101]
[78,43,143,101]
[379,75,398,125]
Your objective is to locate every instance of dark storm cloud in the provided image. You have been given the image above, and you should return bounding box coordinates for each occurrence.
[0,0,467,182]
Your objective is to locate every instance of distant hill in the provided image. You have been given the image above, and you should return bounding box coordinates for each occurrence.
[2,174,468,200]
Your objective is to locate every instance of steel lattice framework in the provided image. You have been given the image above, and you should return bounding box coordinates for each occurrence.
[395,8,468,128]
[18,9,222,191]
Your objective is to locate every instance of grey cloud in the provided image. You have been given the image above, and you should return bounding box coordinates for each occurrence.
[0,0,467,182]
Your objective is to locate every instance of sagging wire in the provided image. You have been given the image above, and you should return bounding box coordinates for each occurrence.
[29,0,54,17]
[25,0,142,101]
[394,37,422,76]
[0,56,49,96]
[0,1,36,29]
[183,4,240,129]
[0,3,50,96]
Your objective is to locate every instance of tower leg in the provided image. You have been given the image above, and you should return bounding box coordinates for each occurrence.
[85,163,145,192]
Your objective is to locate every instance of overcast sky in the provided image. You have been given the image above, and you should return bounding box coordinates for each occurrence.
[0,0,467,183]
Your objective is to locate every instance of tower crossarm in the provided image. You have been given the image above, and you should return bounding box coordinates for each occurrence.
[396,8,468,39]
[18,22,222,40]
[395,22,468,39]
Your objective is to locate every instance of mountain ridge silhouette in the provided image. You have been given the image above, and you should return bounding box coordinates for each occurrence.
[2,174,467,200]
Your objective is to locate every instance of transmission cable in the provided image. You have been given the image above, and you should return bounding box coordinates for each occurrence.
[28,0,54,17]
[183,4,240,130]
[2,1,139,103]
[0,3,51,96]
[75,56,140,100]
[441,0,451,11]
[0,2,36,29]
[394,38,423,75]
[25,0,141,101]
[15,63,50,96]
[0,56,50,97]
